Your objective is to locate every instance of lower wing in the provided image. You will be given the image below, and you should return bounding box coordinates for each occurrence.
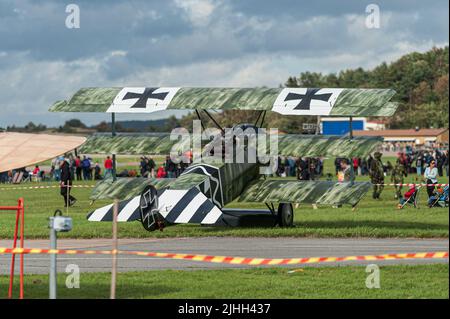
[238,179,371,206]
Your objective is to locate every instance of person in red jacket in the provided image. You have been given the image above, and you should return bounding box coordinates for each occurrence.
[156,166,166,178]
[32,165,40,175]
[352,157,359,176]
[74,156,82,180]
[104,156,113,179]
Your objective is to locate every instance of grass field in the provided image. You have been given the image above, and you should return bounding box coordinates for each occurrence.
[1,157,448,301]
[0,157,448,239]
[1,264,447,299]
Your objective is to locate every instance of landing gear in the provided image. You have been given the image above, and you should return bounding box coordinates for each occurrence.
[139,185,165,232]
[277,203,294,227]
[264,202,294,227]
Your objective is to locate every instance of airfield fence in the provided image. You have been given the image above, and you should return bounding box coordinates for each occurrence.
[0,183,448,191]
[0,198,24,299]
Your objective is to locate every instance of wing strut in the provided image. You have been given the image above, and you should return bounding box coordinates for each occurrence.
[254,110,267,128]
[203,110,225,135]
[195,109,206,130]
[349,116,353,139]
[111,112,117,181]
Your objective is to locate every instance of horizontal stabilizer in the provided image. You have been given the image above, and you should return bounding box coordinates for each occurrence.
[87,196,141,222]
[87,187,223,225]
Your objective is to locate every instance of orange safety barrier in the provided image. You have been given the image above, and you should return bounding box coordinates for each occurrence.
[0,247,447,266]
[0,198,25,299]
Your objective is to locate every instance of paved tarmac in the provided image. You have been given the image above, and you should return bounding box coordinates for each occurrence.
[0,237,448,274]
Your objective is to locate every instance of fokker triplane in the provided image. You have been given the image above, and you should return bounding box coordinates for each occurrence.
[50,87,398,231]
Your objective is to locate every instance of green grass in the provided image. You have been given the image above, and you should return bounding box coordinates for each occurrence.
[0,179,447,239]
[2,264,448,299]
[0,157,448,239]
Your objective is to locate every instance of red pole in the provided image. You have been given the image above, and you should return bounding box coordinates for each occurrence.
[8,203,20,299]
[19,198,24,299]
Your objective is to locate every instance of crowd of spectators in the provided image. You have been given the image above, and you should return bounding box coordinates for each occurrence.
[1,146,448,184]
[271,147,449,183]
[274,156,324,180]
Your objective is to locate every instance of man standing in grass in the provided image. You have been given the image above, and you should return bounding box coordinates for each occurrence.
[60,156,77,207]
[75,155,82,180]
[391,156,408,199]
[104,156,113,179]
[369,152,384,199]
[147,156,156,178]
[332,159,355,209]
[340,159,355,185]
[81,156,91,180]
[415,152,424,176]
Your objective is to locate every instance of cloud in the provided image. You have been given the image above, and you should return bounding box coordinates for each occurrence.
[0,0,448,127]
[174,0,217,27]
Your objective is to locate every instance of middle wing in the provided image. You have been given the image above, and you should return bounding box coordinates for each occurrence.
[238,180,371,206]
[79,133,188,156]
[79,133,381,158]
[276,135,381,158]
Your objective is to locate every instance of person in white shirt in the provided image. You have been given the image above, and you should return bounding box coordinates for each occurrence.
[424,160,438,198]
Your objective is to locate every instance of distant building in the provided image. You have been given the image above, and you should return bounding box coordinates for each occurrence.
[353,128,449,146]
[320,117,365,135]
[365,120,386,131]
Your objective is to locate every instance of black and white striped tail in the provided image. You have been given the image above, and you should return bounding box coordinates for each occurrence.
[87,187,223,225]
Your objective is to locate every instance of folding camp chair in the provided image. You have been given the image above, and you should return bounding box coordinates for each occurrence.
[398,186,421,209]
[428,186,449,208]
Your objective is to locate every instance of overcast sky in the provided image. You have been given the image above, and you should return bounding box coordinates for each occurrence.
[0,0,448,127]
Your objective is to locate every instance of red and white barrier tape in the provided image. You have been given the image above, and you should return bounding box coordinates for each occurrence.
[1,182,448,191]
[0,184,95,191]
[373,183,448,187]
[0,247,448,266]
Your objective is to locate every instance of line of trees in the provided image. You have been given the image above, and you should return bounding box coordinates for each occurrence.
[178,46,449,133]
[284,46,449,129]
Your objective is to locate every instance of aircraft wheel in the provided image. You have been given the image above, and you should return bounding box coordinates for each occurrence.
[277,203,294,227]
[139,185,164,232]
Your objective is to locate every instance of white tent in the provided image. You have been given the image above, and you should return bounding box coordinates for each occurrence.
[0,132,86,172]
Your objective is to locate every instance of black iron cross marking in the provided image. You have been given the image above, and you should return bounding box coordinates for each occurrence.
[284,88,332,110]
[122,87,169,108]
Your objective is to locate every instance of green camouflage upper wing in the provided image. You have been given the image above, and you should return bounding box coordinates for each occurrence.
[238,180,371,206]
[275,135,382,158]
[79,133,189,155]
[90,177,174,201]
[50,87,398,116]
[51,88,122,112]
